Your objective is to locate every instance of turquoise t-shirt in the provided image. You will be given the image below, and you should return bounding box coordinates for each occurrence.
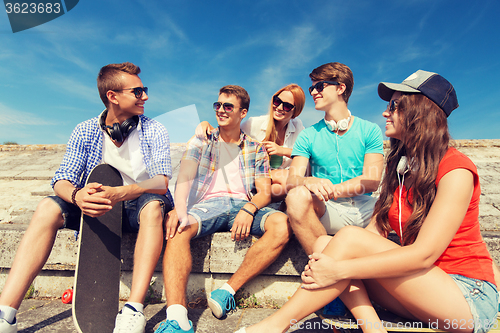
[292,117,383,189]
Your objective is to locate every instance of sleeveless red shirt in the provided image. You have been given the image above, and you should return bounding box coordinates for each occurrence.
[388,148,495,285]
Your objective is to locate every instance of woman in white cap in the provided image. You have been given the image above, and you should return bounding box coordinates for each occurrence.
[236,70,499,333]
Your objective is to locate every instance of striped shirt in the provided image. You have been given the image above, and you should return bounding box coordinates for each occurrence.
[51,112,172,191]
[183,128,270,206]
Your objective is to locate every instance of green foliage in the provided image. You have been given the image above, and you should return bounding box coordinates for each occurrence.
[2,141,18,145]
[24,284,35,299]
[234,290,279,309]
[144,280,162,304]
[236,292,260,308]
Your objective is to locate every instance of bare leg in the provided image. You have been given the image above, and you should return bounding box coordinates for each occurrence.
[341,280,389,333]
[245,226,473,333]
[227,212,290,291]
[0,198,64,309]
[128,201,165,304]
[162,217,198,307]
[286,186,327,255]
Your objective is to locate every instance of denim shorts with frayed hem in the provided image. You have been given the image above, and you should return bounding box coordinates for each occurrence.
[450,274,499,333]
[187,197,281,239]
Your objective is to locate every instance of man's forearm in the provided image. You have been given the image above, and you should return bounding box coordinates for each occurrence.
[113,175,169,202]
[286,174,309,192]
[334,176,380,198]
[53,180,79,204]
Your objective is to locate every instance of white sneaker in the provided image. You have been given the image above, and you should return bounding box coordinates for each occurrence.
[113,304,146,333]
[234,328,246,333]
[0,317,17,333]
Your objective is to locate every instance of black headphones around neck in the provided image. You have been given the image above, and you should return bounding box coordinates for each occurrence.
[99,110,139,143]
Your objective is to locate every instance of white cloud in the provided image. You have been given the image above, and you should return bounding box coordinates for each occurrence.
[0,102,55,125]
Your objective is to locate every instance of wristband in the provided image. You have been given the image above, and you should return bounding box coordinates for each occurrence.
[71,188,81,206]
[240,207,255,217]
[247,201,259,211]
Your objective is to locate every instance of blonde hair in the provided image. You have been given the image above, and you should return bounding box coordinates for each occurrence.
[264,84,305,142]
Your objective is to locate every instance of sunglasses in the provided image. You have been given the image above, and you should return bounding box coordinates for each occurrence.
[308,81,340,95]
[387,99,398,114]
[272,95,295,112]
[213,102,242,113]
[113,87,148,99]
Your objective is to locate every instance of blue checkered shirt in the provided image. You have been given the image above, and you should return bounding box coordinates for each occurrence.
[51,114,172,190]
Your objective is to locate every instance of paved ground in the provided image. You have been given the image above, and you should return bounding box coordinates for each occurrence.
[15,298,334,333]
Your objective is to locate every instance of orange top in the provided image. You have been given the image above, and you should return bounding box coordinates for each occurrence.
[388,148,495,285]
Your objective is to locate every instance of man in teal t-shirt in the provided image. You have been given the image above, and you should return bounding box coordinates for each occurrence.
[286,62,384,255]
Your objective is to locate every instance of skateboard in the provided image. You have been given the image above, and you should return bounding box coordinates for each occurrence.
[323,307,500,333]
[72,164,123,333]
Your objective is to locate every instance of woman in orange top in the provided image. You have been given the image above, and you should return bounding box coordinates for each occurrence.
[237,70,499,333]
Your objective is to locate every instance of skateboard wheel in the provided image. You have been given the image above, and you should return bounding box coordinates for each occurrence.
[62,288,73,304]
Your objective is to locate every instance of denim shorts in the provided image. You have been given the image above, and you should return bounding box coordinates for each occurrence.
[187,197,281,239]
[449,274,499,333]
[49,192,173,233]
[319,195,376,234]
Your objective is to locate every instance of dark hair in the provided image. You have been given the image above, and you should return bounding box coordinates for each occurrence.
[373,93,450,245]
[97,62,141,107]
[309,62,354,104]
[219,85,250,110]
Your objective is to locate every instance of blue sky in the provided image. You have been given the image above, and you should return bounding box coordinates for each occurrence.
[1,0,499,144]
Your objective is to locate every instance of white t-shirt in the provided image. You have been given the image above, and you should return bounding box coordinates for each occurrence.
[241,115,304,169]
[102,126,149,186]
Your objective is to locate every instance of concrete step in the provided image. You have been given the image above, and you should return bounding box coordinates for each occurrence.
[1,224,499,306]
[0,226,309,306]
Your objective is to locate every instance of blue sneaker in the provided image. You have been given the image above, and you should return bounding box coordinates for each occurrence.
[207,289,236,318]
[154,320,194,333]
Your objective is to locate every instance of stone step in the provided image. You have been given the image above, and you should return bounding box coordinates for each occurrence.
[0,226,310,305]
[1,225,499,305]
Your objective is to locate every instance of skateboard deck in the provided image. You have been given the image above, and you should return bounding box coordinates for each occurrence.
[72,164,123,333]
[323,309,500,333]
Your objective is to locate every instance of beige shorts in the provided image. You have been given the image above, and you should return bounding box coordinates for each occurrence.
[318,195,377,234]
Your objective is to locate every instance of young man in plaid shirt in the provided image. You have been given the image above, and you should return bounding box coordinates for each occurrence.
[155,85,290,333]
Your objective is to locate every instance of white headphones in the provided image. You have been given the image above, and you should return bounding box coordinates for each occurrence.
[325,110,351,132]
[396,156,416,240]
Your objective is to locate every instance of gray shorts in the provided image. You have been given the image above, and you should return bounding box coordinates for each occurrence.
[318,195,376,234]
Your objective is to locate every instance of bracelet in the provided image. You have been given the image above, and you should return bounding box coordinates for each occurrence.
[240,207,255,217]
[247,201,259,211]
[71,188,81,206]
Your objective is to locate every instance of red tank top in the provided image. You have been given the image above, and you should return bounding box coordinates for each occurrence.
[388,148,495,285]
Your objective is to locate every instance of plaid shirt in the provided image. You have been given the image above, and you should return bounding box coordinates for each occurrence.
[183,128,270,206]
[51,113,172,190]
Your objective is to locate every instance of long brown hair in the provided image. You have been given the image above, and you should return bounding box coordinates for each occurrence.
[373,93,451,245]
[264,84,305,142]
